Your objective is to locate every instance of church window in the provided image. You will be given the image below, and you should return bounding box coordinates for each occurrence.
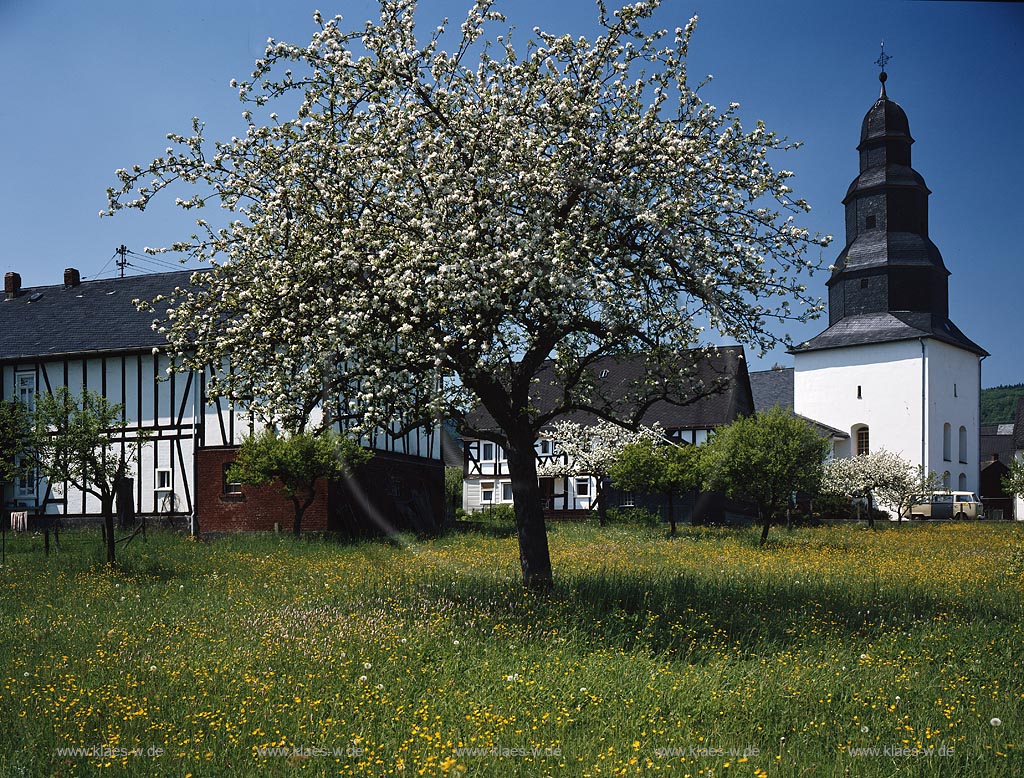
[954,383,958,397]
[943,423,951,462]
[860,278,869,289]
[857,385,862,399]
[958,426,967,464]
[866,215,876,229]
[855,427,869,456]
[958,473,967,491]
[942,471,951,490]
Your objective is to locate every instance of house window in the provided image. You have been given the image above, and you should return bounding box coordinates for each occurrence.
[481,442,495,461]
[539,439,552,455]
[621,491,636,508]
[501,482,513,502]
[480,481,494,503]
[866,215,876,229]
[14,454,35,500]
[943,423,952,462]
[575,479,590,497]
[860,278,869,289]
[958,426,967,464]
[855,426,869,456]
[155,468,172,491]
[16,372,35,411]
[222,463,242,495]
[958,473,967,491]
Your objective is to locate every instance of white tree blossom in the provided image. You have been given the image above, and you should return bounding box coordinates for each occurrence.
[537,419,664,478]
[107,0,829,588]
[822,449,937,524]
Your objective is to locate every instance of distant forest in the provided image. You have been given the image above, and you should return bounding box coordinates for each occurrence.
[981,384,1024,426]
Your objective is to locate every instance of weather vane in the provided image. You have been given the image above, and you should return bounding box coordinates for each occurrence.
[875,41,891,74]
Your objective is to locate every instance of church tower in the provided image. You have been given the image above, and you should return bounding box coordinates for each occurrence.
[792,65,987,499]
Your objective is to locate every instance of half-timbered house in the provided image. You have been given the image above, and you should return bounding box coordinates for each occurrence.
[0,268,442,533]
[461,347,756,523]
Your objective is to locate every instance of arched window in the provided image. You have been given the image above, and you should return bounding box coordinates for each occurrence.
[958,473,967,491]
[854,425,869,456]
[943,423,952,462]
[958,426,967,464]
[942,471,951,489]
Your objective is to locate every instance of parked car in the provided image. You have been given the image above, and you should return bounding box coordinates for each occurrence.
[904,491,983,521]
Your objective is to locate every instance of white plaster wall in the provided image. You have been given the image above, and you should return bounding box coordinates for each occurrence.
[924,339,982,495]
[794,340,925,469]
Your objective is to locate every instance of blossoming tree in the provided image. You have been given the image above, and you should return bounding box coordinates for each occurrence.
[821,449,938,526]
[106,0,828,588]
[536,419,663,524]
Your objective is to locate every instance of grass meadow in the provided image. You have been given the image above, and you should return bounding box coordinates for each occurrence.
[0,520,1021,777]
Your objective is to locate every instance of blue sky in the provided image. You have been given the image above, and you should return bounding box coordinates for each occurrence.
[1,0,1021,386]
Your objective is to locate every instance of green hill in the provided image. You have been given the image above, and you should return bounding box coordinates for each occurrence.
[981,384,1024,426]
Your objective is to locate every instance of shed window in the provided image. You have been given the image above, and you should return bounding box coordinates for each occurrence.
[223,463,242,495]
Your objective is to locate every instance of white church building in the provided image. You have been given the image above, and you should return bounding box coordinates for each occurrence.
[791,71,987,495]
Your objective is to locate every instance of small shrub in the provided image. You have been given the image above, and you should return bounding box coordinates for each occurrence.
[606,507,663,527]
[471,504,517,526]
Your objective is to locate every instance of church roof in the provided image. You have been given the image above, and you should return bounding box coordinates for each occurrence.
[790,311,988,356]
[749,367,795,412]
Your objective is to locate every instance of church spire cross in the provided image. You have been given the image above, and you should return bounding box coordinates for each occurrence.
[875,42,891,97]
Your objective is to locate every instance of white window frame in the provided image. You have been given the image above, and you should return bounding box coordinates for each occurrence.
[575,478,590,497]
[155,467,173,492]
[501,482,514,502]
[481,442,495,461]
[480,481,495,504]
[16,372,35,412]
[13,454,35,500]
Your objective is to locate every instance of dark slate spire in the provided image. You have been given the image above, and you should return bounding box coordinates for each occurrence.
[790,70,987,357]
[825,73,950,326]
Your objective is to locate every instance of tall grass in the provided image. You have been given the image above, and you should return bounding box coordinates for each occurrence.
[0,522,1020,776]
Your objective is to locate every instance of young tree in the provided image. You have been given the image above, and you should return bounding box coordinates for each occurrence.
[537,419,662,525]
[107,1,828,589]
[701,407,829,545]
[32,388,144,566]
[821,449,939,527]
[0,400,33,495]
[227,429,372,537]
[609,439,701,535]
[1001,456,1024,503]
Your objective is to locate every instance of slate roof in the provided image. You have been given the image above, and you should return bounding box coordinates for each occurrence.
[790,311,988,357]
[749,368,794,412]
[465,347,753,434]
[1015,398,1024,451]
[0,270,198,362]
[980,424,1016,465]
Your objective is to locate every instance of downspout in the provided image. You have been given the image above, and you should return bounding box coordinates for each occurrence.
[978,354,987,495]
[189,369,201,537]
[919,338,927,477]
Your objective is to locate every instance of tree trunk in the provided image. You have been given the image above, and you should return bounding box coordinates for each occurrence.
[867,492,876,530]
[759,506,771,546]
[291,491,316,537]
[504,431,554,591]
[101,495,116,566]
[596,478,607,526]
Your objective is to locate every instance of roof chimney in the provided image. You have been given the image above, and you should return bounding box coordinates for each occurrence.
[64,267,81,288]
[4,272,21,300]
